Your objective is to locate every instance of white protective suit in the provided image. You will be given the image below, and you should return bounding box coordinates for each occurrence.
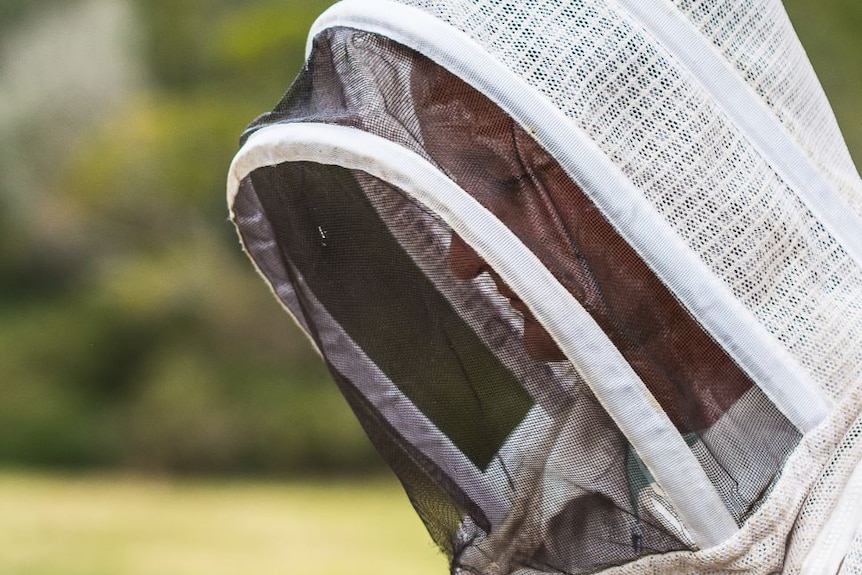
[227,1,862,573]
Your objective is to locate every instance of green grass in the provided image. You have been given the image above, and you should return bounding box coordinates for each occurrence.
[0,472,447,575]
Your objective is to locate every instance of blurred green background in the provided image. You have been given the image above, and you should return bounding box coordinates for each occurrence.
[0,0,859,573]
[0,0,379,477]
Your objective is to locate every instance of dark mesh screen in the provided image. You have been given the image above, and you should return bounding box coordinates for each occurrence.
[231,26,802,574]
[250,162,534,472]
[334,366,486,554]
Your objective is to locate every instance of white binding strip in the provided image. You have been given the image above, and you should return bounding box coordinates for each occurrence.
[613,0,862,271]
[307,0,833,435]
[227,121,739,548]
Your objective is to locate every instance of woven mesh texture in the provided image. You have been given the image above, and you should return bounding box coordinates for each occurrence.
[390,0,862,401]
[783,410,862,573]
[669,0,862,215]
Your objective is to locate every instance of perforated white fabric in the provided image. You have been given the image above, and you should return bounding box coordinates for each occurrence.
[785,409,862,574]
[668,0,862,216]
[391,0,862,402]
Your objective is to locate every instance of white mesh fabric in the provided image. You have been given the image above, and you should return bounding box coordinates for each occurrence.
[784,412,862,574]
[389,0,862,402]
[668,0,862,216]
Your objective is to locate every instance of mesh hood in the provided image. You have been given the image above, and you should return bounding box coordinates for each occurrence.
[226,1,862,573]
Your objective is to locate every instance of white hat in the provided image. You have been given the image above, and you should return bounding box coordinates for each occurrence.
[227,1,862,573]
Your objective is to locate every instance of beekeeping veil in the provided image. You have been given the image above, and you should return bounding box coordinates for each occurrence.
[226,1,862,573]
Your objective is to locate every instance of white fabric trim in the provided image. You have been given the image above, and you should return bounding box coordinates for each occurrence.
[613,0,862,271]
[227,121,739,548]
[802,460,862,575]
[307,0,832,435]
